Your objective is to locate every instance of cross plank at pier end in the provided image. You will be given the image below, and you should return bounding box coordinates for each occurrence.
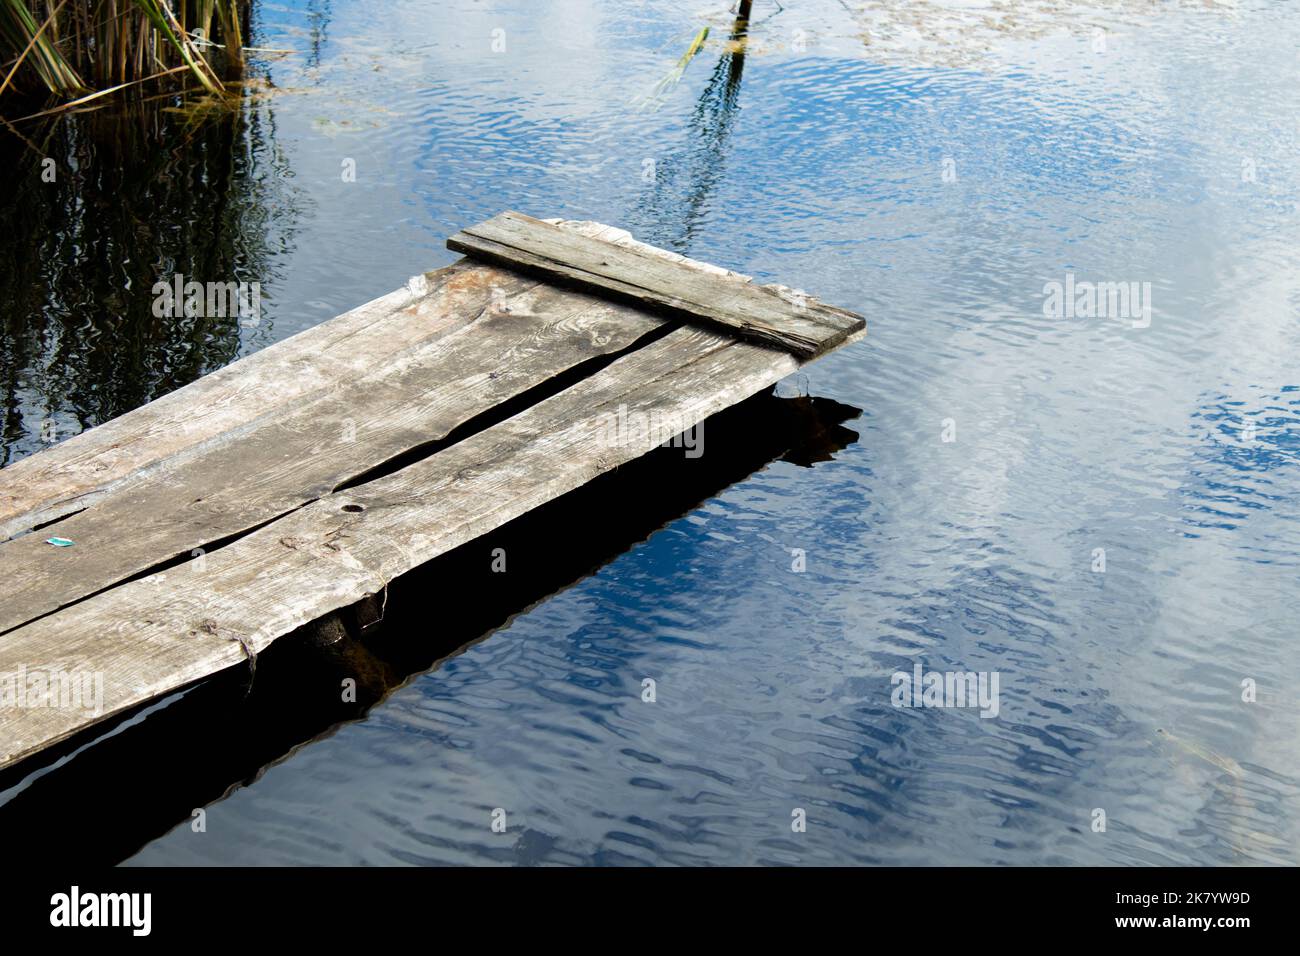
[448,211,863,358]
[0,215,866,772]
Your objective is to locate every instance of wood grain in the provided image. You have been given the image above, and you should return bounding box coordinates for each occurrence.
[448,211,863,357]
[0,221,637,542]
[0,325,812,770]
[0,216,866,771]
[0,281,666,635]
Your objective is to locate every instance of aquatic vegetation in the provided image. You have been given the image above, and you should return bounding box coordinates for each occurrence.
[0,0,250,116]
[0,91,300,461]
[635,25,711,111]
[637,0,768,106]
[632,0,756,247]
[850,0,1239,69]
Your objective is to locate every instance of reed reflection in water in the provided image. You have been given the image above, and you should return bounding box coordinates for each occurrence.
[0,94,299,465]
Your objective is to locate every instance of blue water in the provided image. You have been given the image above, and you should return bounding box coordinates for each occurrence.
[5,0,1298,865]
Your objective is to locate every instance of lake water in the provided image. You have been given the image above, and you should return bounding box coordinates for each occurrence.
[2,0,1297,865]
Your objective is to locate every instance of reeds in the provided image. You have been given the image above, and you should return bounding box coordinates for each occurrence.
[634,25,710,112]
[0,0,249,114]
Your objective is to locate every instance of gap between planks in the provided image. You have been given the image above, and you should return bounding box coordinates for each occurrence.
[0,324,825,769]
[0,279,669,636]
[0,221,637,542]
[0,216,866,771]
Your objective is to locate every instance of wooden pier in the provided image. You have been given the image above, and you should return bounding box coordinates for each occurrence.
[0,212,863,772]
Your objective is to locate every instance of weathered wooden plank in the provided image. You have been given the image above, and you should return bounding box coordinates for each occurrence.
[0,322,837,770]
[0,220,634,542]
[0,281,667,636]
[0,216,866,770]
[448,211,863,358]
[0,268,467,541]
